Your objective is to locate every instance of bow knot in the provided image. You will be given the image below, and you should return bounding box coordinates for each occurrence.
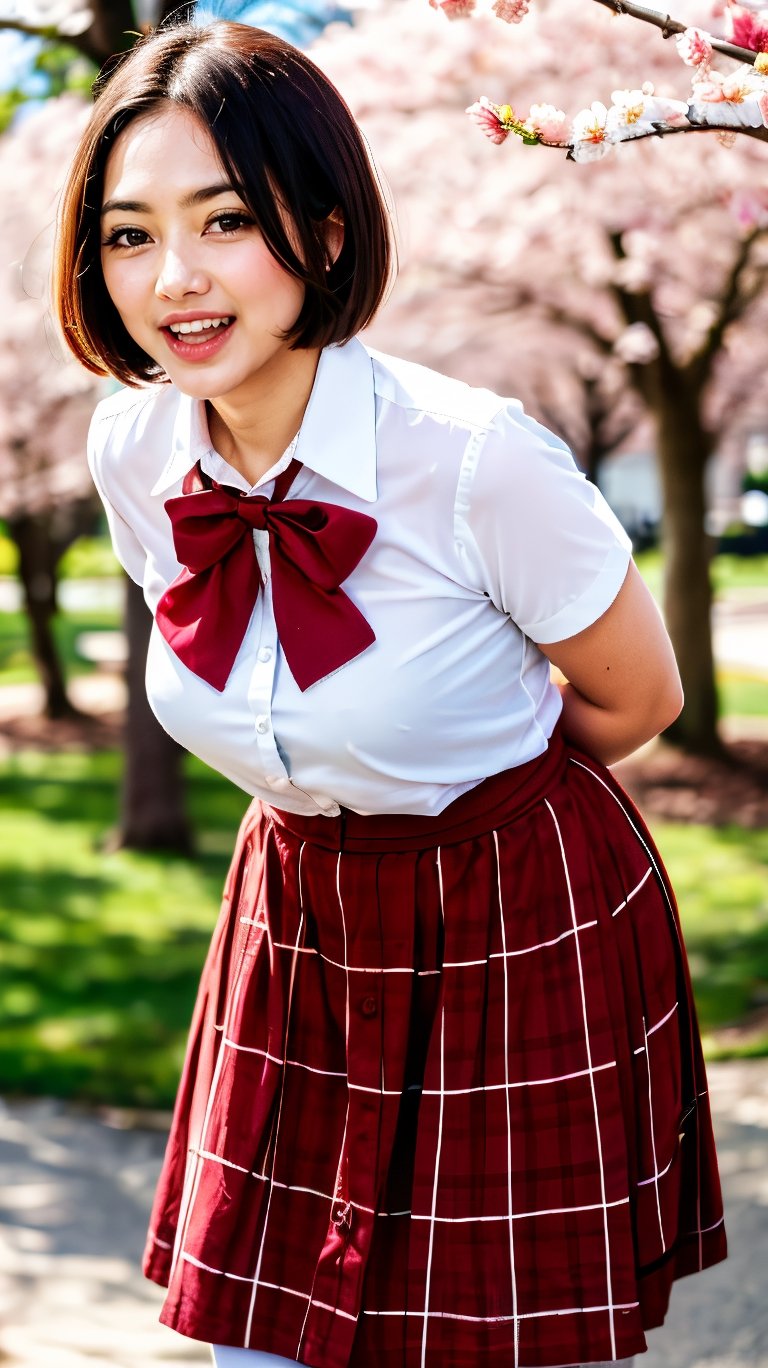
[155,458,377,693]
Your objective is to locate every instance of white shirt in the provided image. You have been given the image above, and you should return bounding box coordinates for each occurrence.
[87,337,632,818]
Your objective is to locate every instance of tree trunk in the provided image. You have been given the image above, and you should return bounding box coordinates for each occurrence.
[116,577,193,852]
[6,513,76,719]
[654,402,722,756]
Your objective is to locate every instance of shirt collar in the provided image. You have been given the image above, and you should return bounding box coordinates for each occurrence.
[149,337,377,502]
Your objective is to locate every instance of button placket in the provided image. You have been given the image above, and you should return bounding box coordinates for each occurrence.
[247,580,287,790]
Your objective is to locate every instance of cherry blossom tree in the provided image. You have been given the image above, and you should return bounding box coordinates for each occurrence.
[0,94,99,719]
[315,0,768,755]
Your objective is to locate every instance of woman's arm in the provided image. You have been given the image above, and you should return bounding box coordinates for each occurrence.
[537,561,683,766]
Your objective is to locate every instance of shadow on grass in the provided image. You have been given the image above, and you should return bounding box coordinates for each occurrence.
[0,749,248,1107]
[0,863,216,1107]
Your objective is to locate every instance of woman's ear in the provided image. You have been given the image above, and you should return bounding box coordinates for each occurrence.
[324,208,344,270]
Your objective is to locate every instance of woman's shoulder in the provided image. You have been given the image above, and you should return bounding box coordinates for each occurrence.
[87,382,182,488]
[365,345,511,434]
[89,380,179,445]
[361,343,579,495]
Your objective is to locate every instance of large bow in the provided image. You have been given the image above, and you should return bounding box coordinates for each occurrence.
[155,459,377,692]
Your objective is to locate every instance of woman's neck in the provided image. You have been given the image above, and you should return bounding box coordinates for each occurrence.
[206,346,320,485]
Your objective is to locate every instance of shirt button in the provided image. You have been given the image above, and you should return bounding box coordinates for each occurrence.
[258,646,273,663]
[360,995,378,1018]
[255,716,270,735]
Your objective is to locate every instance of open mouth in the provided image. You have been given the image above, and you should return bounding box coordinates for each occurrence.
[162,316,235,359]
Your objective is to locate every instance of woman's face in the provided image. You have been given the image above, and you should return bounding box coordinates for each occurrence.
[100,102,308,403]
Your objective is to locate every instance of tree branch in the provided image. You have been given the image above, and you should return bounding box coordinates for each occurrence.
[589,0,761,66]
[0,15,125,66]
[0,18,71,42]
[478,285,618,355]
[688,226,768,387]
[527,120,768,158]
[712,352,768,436]
[607,230,671,360]
[604,228,685,409]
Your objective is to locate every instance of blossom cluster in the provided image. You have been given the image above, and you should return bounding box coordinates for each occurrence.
[466,85,696,161]
[434,0,768,156]
[428,0,531,19]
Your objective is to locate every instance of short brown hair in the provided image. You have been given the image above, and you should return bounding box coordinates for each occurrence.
[53,21,396,385]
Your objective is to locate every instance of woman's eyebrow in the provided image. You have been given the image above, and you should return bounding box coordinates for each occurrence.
[100,182,239,216]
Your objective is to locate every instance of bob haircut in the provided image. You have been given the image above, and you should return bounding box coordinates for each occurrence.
[53,20,396,386]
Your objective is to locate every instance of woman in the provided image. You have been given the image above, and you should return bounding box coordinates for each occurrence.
[53,19,726,1368]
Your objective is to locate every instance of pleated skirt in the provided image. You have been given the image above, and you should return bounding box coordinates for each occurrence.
[143,726,726,1368]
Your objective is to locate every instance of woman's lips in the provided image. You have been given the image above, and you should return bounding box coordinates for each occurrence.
[162,319,235,362]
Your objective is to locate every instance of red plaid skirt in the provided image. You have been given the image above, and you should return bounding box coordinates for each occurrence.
[143,727,726,1367]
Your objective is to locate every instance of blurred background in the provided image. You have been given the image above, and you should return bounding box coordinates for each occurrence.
[0,0,765,1364]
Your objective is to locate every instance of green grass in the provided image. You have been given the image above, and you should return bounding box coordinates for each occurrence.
[718,670,768,719]
[0,532,120,580]
[0,538,16,576]
[60,536,121,579]
[0,608,121,684]
[0,749,766,1107]
[634,549,768,600]
[653,822,768,1059]
[0,750,247,1107]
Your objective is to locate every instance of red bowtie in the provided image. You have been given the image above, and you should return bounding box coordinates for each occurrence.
[155,458,377,692]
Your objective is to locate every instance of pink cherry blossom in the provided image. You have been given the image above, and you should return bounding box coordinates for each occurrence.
[492,0,530,22]
[608,88,648,128]
[526,102,569,143]
[571,101,609,143]
[613,322,661,365]
[728,187,768,226]
[759,90,768,125]
[428,0,476,18]
[465,96,510,143]
[721,71,760,102]
[675,27,714,68]
[570,102,612,161]
[692,76,726,101]
[726,2,768,52]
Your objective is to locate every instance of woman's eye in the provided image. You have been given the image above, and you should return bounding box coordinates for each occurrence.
[207,212,253,234]
[103,227,150,249]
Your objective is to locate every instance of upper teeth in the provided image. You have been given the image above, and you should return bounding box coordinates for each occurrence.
[169,317,231,334]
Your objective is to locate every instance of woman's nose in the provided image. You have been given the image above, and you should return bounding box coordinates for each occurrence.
[154,247,208,299]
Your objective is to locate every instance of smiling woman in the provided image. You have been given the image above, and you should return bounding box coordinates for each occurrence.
[53,22,392,385]
[97,103,316,480]
[51,17,725,1368]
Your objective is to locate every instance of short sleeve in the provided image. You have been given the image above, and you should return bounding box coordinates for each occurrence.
[87,402,148,586]
[456,403,632,643]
